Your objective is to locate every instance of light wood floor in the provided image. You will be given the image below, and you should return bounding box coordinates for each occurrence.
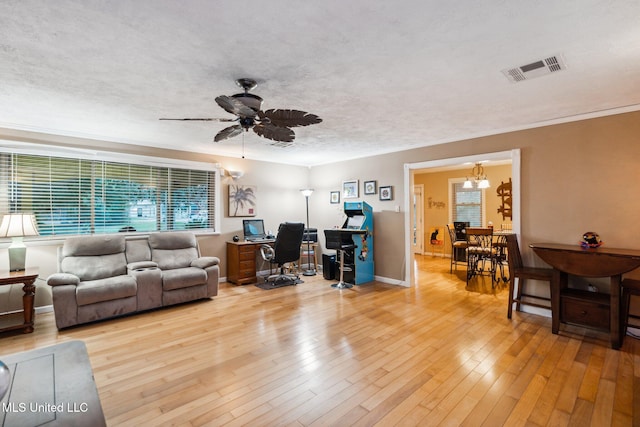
[2,256,640,426]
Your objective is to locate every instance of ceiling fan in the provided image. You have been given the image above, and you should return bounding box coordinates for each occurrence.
[160,78,322,146]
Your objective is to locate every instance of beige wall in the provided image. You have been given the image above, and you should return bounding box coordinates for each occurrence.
[2,110,640,310]
[310,110,640,285]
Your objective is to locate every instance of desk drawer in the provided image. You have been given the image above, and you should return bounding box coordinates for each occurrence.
[561,293,609,330]
[238,250,255,261]
[239,260,255,275]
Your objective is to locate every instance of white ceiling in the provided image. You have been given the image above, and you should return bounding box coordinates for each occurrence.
[1,1,640,166]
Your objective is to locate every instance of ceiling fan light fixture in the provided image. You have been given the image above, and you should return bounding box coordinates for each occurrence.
[160,77,322,146]
[231,93,263,112]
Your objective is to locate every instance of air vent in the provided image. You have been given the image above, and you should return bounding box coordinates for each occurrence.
[502,54,566,83]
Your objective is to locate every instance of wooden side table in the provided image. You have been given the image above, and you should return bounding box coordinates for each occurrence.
[0,268,39,334]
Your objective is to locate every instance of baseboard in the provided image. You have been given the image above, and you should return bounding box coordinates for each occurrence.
[375,275,409,287]
[36,305,53,314]
[517,305,551,318]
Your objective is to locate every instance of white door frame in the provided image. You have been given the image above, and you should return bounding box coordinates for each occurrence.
[402,149,521,287]
[412,184,424,255]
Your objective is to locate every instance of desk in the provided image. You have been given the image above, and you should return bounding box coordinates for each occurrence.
[0,268,38,334]
[227,241,274,285]
[530,243,640,349]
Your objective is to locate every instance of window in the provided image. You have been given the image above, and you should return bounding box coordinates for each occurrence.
[0,152,218,236]
[450,181,485,227]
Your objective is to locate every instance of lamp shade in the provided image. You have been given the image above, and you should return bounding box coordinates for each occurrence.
[300,189,314,197]
[0,213,40,238]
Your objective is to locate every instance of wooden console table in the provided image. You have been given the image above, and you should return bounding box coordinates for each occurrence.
[530,243,640,349]
[0,268,38,334]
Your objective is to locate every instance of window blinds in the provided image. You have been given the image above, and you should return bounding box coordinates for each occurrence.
[451,182,483,227]
[0,153,216,236]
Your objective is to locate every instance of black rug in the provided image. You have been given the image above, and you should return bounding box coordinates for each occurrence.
[255,278,303,290]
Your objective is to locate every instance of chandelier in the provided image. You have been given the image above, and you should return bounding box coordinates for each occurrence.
[463,163,490,189]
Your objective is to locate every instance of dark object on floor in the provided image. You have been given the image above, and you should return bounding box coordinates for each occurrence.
[255,277,303,290]
[323,254,336,280]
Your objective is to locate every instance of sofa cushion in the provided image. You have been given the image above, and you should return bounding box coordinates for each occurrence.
[61,252,127,281]
[162,267,207,291]
[76,275,137,306]
[153,248,199,270]
[125,238,152,263]
[149,232,199,270]
[148,232,197,250]
[63,235,125,257]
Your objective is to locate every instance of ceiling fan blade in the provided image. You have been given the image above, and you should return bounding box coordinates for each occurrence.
[215,95,257,118]
[214,125,243,142]
[259,109,322,128]
[253,123,295,144]
[159,117,237,122]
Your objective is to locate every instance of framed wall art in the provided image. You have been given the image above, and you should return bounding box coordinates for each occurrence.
[379,185,393,201]
[342,180,359,199]
[364,180,377,195]
[229,184,257,217]
[330,191,340,204]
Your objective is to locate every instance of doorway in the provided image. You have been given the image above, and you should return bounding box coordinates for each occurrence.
[403,149,521,287]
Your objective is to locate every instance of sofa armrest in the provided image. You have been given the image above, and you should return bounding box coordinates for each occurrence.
[127,261,158,272]
[191,257,220,269]
[47,273,80,287]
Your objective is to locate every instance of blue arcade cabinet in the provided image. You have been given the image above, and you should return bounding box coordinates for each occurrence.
[337,201,374,285]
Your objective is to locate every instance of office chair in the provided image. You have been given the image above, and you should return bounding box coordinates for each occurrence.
[260,222,305,285]
[324,229,356,289]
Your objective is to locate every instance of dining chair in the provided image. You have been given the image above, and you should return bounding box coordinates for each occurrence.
[505,234,553,318]
[446,223,468,273]
[465,227,494,285]
[621,278,640,338]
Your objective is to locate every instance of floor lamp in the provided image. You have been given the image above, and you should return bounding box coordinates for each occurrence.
[300,189,316,276]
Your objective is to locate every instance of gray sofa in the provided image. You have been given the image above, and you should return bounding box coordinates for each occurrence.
[46,232,219,329]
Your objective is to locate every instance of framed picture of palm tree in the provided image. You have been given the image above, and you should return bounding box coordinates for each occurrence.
[229,185,257,217]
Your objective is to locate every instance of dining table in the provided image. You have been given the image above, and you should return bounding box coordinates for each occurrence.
[530,242,640,349]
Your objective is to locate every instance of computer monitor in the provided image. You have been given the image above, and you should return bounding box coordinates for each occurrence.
[243,219,266,241]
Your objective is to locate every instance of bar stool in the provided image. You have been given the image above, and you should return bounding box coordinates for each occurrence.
[324,230,356,289]
[622,278,640,337]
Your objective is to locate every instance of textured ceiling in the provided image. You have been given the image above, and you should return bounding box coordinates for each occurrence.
[1,1,640,166]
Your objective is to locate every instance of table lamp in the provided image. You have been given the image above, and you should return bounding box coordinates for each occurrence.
[0,213,40,271]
